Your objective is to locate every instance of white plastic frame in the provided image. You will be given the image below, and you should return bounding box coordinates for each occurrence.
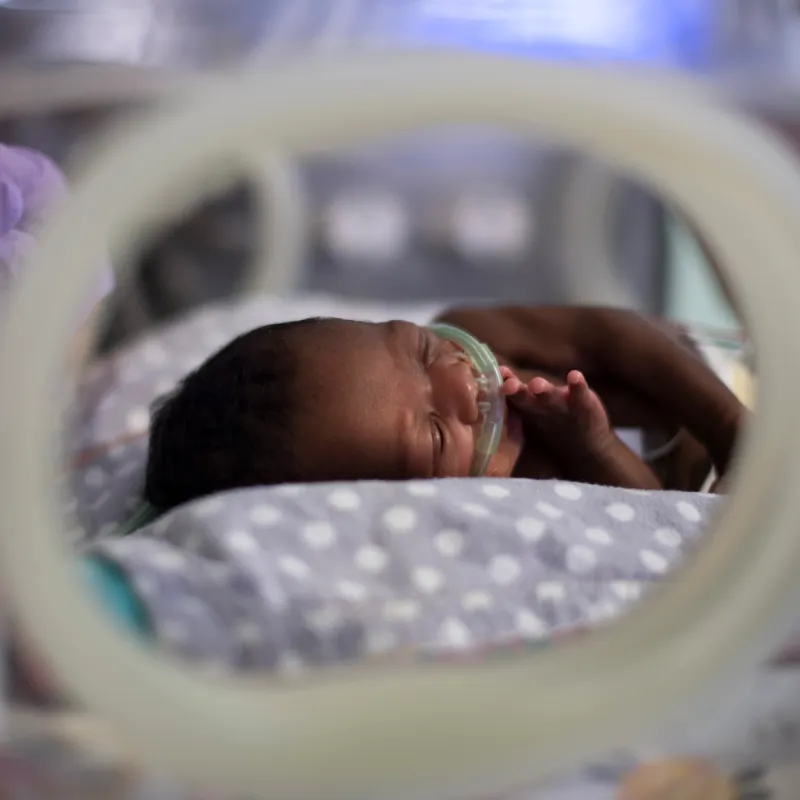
[244,149,309,295]
[557,156,639,308]
[2,52,800,799]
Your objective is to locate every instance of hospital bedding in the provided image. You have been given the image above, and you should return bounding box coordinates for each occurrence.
[72,479,800,797]
[58,295,800,798]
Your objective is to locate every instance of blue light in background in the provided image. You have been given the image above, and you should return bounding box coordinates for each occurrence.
[408,0,716,71]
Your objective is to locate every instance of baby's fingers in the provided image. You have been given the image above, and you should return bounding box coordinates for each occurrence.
[566,370,590,403]
[527,376,555,396]
[511,378,568,414]
[506,388,538,413]
[502,378,524,397]
[500,366,526,397]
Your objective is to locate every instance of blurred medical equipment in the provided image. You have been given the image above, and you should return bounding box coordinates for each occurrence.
[1,0,731,346]
[1,0,794,349]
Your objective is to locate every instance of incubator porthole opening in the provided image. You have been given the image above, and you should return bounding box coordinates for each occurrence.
[2,53,800,800]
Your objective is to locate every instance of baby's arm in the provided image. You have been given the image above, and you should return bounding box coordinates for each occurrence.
[436,306,744,477]
[578,308,743,476]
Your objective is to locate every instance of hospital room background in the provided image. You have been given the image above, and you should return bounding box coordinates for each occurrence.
[3,0,779,340]
[1,0,799,798]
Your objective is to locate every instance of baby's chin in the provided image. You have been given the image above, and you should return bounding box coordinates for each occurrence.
[484,401,526,478]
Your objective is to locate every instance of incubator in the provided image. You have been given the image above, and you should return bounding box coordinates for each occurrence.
[2,2,800,799]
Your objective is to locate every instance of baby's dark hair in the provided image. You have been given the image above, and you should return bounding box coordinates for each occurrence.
[143,317,322,512]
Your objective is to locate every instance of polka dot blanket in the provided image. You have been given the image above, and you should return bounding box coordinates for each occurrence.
[75,478,800,799]
[81,478,714,670]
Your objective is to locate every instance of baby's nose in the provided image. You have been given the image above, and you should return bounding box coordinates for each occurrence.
[433,357,479,424]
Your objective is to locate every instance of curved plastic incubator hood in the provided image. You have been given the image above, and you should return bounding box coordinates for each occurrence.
[2,52,800,799]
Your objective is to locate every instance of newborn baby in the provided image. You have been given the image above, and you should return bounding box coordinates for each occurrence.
[13,304,746,703]
[143,305,745,513]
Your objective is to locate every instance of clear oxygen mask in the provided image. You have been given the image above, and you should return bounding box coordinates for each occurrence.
[427,323,506,477]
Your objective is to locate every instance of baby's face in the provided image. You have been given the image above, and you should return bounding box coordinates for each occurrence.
[292,319,525,482]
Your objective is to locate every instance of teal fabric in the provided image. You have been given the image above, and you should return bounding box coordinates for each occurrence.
[80,557,151,637]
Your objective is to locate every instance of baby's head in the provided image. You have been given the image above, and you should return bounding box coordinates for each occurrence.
[144,317,524,512]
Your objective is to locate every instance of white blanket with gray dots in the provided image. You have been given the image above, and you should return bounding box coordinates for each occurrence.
[75,476,800,797]
[82,477,714,671]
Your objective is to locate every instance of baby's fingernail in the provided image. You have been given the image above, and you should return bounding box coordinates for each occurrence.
[529,377,550,394]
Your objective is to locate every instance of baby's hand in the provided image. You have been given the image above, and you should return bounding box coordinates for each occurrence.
[500,366,527,397]
[502,368,661,489]
[503,368,612,451]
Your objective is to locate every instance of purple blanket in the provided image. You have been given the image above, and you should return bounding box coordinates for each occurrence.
[0,144,113,316]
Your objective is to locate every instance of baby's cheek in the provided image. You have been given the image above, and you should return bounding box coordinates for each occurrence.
[450,426,481,477]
